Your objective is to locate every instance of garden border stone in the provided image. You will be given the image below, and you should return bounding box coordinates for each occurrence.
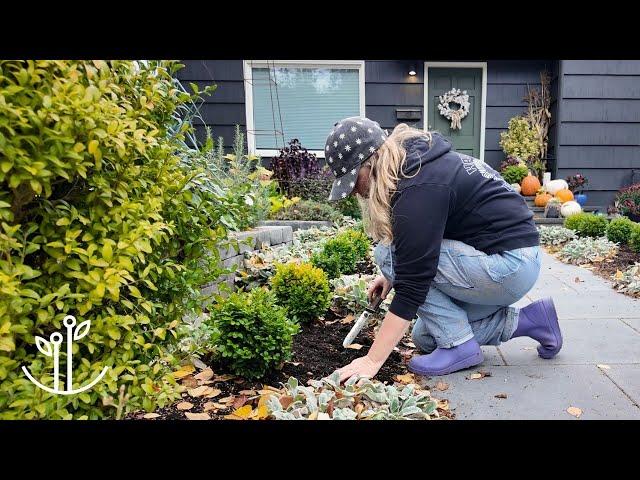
[201,225,293,299]
[258,220,333,232]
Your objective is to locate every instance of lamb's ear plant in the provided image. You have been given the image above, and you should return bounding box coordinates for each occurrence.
[613,263,640,297]
[558,237,618,265]
[537,226,576,249]
[266,372,440,420]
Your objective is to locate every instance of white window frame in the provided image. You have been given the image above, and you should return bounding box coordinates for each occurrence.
[423,61,488,162]
[243,60,366,158]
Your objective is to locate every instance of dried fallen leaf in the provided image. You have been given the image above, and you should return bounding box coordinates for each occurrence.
[435,381,449,391]
[232,395,248,409]
[597,364,611,370]
[340,314,356,324]
[574,276,584,283]
[346,343,363,350]
[194,368,214,382]
[213,374,235,382]
[225,405,253,420]
[494,393,508,399]
[317,412,331,420]
[205,388,222,399]
[567,406,583,418]
[218,396,235,404]
[180,376,199,389]
[395,373,415,384]
[286,361,302,366]
[185,412,210,420]
[279,395,294,409]
[615,270,624,280]
[468,373,483,380]
[188,385,214,398]
[355,403,365,416]
[251,405,269,420]
[308,410,319,420]
[173,365,195,379]
[176,401,194,411]
[403,341,416,348]
[143,413,160,419]
[202,402,217,412]
[238,389,257,396]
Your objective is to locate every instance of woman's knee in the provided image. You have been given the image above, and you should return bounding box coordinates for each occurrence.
[411,320,437,354]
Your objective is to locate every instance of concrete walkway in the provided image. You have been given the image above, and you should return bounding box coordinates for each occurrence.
[429,250,640,420]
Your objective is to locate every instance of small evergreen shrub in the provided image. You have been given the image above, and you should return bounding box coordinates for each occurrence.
[606,217,636,244]
[336,196,362,219]
[564,213,608,238]
[311,229,371,279]
[271,262,331,323]
[630,224,640,254]
[209,289,299,380]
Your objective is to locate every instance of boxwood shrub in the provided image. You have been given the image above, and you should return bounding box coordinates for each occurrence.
[271,262,331,323]
[564,213,608,238]
[606,217,637,244]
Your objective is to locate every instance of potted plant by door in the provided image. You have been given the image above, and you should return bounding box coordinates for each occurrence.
[566,173,589,206]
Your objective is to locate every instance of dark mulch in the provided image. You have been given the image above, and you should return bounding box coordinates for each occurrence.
[126,308,412,421]
[355,257,377,275]
[592,244,640,279]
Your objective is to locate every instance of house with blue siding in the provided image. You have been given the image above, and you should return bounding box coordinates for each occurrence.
[177,60,640,208]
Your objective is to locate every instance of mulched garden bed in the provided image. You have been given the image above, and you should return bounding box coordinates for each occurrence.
[125,307,432,421]
[592,244,640,279]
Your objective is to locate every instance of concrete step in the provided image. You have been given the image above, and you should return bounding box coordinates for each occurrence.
[534,217,565,225]
[530,205,602,213]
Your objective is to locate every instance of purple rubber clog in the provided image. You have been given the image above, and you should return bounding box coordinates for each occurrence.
[408,338,484,376]
[512,297,563,359]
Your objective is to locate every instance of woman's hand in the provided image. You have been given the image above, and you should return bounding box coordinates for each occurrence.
[335,355,384,383]
[368,275,392,302]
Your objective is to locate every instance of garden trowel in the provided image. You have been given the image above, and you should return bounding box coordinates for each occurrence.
[342,293,383,348]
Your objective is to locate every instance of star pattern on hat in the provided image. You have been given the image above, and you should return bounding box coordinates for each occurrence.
[358,153,364,160]
[355,138,361,144]
[338,153,343,159]
[350,126,357,132]
[339,133,345,139]
[341,192,347,198]
[350,168,357,175]
[369,146,375,153]
[349,181,355,187]
[344,145,351,152]
[333,141,338,147]
[341,167,346,173]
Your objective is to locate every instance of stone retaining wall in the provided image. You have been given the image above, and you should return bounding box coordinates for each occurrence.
[201,225,293,299]
[257,220,333,232]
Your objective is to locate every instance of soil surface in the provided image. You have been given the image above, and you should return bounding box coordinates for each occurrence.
[592,244,640,279]
[126,308,416,421]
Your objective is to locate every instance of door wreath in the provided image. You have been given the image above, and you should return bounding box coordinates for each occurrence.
[437,88,470,130]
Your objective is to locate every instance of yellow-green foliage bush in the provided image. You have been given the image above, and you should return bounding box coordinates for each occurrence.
[0,60,240,419]
[499,117,539,161]
[271,262,331,323]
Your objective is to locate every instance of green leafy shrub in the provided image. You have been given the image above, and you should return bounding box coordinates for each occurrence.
[208,289,299,379]
[270,199,342,222]
[630,224,640,253]
[0,60,251,419]
[336,196,362,220]
[537,226,576,247]
[271,262,331,323]
[501,165,529,185]
[564,213,608,238]
[311,229,371,279]
[558,237,618,265]
[606,217,637,244]
[499,117,539,162]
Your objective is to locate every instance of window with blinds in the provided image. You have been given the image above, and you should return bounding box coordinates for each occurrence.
[250,66,362,152]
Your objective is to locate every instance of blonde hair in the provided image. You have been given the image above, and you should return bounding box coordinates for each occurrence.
[360,123,432,244]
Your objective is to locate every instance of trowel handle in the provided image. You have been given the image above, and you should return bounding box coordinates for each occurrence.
[367,292,383,313]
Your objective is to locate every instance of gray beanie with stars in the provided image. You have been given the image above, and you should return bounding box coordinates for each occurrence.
[324,116,388,201]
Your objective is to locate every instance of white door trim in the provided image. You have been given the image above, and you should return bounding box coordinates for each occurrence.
[243,60,366,157]
[423,62,487,162]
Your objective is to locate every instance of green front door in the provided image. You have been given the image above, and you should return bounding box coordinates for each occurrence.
[427,67,483,159]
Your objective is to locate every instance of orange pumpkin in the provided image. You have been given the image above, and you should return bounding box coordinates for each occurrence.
[555,188,574,203]
[535,192,553,207]
[521,173,541,196]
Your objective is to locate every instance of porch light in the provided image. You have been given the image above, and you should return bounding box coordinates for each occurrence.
[408,65,417,76]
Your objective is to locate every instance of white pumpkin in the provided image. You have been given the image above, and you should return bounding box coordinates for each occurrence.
[511,183,521,194]
[560,201,582,218]
[546,179,569,195]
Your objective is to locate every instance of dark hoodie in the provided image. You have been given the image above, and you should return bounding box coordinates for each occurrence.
[388,133,539,321]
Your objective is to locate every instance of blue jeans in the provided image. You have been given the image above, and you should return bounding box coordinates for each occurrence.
[374,239,541,353]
